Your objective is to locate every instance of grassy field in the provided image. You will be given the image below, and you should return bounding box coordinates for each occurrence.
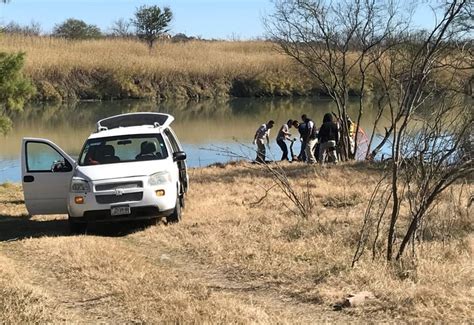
[0,162,472,323]
[1,35,471,101]
[0,35,315,101]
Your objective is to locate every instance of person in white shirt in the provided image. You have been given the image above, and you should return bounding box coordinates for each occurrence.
[253,120,275,163]
[303,115,318,164]
[276,119,294,161]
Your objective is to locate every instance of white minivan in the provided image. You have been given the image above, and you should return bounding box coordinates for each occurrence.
[21,113,188,233]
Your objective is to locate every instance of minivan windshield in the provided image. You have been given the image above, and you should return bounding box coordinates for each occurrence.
[78,134,168,166]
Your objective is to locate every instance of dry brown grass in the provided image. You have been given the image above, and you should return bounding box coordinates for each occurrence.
[1,35,470,100]
[0,35,286,78]
[0,35,312,100]
[0,162,472,323]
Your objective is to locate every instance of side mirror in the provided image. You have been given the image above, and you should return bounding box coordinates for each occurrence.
[173,151,187,162]
[51,160,73,172]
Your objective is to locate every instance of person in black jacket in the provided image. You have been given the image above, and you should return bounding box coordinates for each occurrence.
[317,113,340,164]
[304,115,318,164]
[297,115,307,162]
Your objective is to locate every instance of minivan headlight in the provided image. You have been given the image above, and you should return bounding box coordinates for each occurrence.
[148,171,172,186]
[71,179,90,193]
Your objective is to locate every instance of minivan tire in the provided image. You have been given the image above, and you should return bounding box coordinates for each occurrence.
[166,196,182,224]
[179,193,186,210]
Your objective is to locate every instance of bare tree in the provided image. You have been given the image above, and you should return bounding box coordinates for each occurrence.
[208,143,315,220]
[265,0,411,161]
[395,101,472,259]
[385,0,471,261]
[353,97,472,264]
[2,21,41,36]
[353,0,473,263]
[109,18,133,38]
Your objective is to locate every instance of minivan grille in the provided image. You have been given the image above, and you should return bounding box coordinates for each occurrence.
[95,192,143,204]
[95,181,143,192]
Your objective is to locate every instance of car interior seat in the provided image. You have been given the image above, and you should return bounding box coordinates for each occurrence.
[136,141,160,160]
[97,144,120,163]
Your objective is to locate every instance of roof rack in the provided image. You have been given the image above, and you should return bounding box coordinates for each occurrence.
[96,113,174,132]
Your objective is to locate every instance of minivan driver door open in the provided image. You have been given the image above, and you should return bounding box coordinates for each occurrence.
[21,138,75,215]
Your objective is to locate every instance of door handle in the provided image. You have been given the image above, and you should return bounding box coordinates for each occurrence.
[23,175,35,183]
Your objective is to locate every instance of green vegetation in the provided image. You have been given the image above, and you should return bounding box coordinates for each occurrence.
[133,5,173,49]
[0,52,35,135]
[52,18,102,40]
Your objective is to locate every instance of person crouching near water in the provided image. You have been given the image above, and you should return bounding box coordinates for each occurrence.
[318,113,340,164]
[253,120,275,163]
[276,119,293,161]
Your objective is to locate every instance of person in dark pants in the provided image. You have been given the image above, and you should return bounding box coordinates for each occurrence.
[276,119,293,161]
[253,120,275,163]
[318,113,340,164]
[297,115,308,162]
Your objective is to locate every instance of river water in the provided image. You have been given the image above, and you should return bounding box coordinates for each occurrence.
[0,98,389,183]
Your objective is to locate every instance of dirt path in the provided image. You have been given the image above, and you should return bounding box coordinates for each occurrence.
[122,233,355,323]
[1,240,126,323]
[2,245,96,323]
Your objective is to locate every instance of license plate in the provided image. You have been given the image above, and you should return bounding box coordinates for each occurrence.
[111,205,131,216]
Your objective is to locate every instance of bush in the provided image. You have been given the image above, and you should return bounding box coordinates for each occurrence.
[52,18,102,40]
[0,52,35,134]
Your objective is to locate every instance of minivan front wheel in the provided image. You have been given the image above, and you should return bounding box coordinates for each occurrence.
[166,196,182,224]
[179,193,186,210]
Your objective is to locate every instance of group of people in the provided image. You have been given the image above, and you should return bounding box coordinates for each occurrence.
[253,113,340,164]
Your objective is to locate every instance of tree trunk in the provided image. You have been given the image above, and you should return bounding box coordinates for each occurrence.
[396,209,423,260]
[368,125,395,160]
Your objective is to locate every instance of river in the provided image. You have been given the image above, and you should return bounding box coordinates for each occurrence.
[0,98,389,183]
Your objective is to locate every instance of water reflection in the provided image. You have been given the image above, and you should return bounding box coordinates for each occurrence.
[0,98,389,182]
